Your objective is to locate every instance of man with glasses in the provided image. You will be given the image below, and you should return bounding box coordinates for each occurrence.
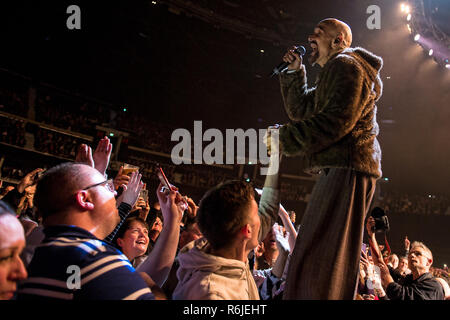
[17,162,183,300]
[376,239,445,300]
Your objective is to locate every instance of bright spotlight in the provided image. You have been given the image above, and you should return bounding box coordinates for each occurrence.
[407,13,412,21]
[401,3,406,12]
[446,64,450,69]
[414,34,421,41]
[405,5,411,14]
[429,49,433,56]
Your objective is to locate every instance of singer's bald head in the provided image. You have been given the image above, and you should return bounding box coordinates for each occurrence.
[318,18,352,48]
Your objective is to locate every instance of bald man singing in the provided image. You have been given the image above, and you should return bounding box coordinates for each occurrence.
[267,19,383,299]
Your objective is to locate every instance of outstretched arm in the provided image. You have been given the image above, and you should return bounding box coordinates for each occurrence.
[136,183,182,287]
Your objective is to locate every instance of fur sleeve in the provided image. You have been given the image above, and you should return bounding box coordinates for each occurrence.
[279,65,316,121]
[279,56,368,155]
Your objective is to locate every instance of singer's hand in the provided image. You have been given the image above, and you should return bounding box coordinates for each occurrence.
[283,46,303,71]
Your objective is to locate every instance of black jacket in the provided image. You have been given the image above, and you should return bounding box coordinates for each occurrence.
[386,272,445,300]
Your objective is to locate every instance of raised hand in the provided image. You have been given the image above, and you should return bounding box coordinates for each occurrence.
[113,166,130,191]
[273,223,290,253]
[156,183,184,226]
[404,236,410,252]
[93,136,113,176]
[17,168,44,193]
[116,171,143,207]
[282,46,303,71]
[366,216,375,237]
[254,242,265,258]
[185,197,199,219]
[75,144,94,167]
[263,125,282,156]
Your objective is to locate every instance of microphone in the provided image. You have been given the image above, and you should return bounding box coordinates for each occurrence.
[270,45,306,77]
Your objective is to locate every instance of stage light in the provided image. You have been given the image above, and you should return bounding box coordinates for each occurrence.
[407,13,411,21]
[446,64,450,69]
[151,1,157,4]
[246,178,250,182]
[405,6,410,14]
[429,49,433,56]
[401,3,406,12]
[123,108,127,112]
[260,49,264,53]
[414,34,421,41]
[407,24,412,33]
[109,133,114,137]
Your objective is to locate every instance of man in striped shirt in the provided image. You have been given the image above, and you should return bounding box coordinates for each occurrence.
[17,162,180,300]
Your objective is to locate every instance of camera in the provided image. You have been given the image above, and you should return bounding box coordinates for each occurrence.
[370,207,390,233]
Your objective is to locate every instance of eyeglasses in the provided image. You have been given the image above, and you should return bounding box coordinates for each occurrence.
[409,250,431,261]
[83,179,115,194]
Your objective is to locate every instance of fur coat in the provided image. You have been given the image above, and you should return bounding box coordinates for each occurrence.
[278,47,383,178]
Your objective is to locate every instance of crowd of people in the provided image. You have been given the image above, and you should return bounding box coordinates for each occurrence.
[1,72,449,302]
[0,136,448,301]
[0,117,26,148]
[380,192,450,215]
[33,128,87,159]
[0,87,29,118]
[356,218,449,300]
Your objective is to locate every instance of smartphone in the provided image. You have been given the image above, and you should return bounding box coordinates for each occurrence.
[361,243,367,254]
[157,167,171,190]
[140,189,149,203]
[254,188,263,196]
[156,166,188,211]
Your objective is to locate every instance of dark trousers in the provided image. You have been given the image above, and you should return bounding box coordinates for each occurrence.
[283,168,376,300]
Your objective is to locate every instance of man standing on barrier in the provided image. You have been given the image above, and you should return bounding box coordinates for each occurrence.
[266,18,384,299]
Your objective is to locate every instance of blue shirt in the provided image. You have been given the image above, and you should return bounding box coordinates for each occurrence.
[17,225,154,300]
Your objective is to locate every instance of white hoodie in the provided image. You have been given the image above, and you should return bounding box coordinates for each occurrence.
[173,238,259,300]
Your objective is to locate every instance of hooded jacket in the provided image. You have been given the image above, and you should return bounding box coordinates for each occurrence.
[172,186,280,300]
[172,238,259,300]
[278,47,383,178]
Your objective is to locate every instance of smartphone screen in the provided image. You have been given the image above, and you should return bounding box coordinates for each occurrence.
[157,167,171,190]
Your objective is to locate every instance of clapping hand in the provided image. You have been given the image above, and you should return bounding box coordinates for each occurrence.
[75,144,94,167]
[93,136,113,176]
[75,137,113,177]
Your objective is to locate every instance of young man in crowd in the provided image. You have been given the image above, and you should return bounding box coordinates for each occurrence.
[172,161,281,300]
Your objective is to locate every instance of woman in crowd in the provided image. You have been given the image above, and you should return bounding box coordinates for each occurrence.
[0,200,28,300]
[114,217,150,268]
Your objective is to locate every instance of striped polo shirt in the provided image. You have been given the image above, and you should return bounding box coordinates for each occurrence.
[17,225,154,300]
